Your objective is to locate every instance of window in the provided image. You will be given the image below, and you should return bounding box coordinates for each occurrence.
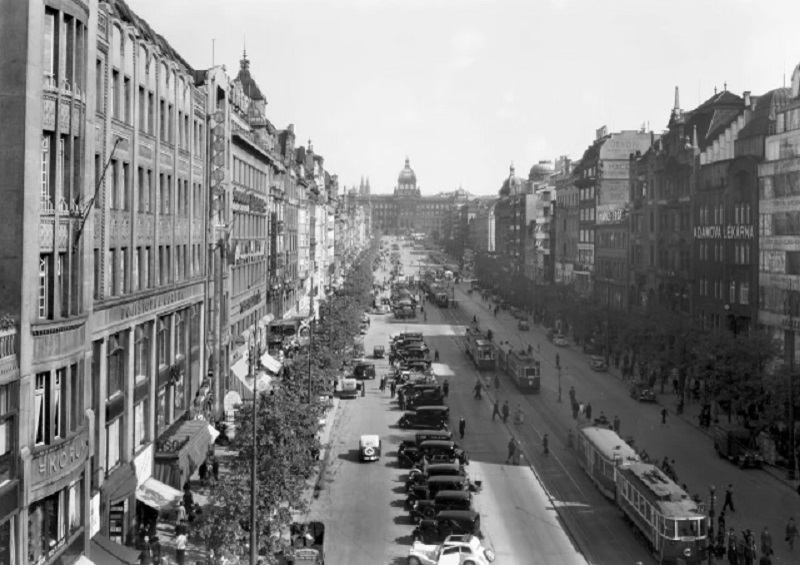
[740,281,750,305]
[107,334,125,400]
[111,69,120,119]
[133,400,147,448]
[106,417,121,470]
[157,316,171,371]
[28,489,69,563]
[41,135,51,210]
[730,281,737,304]
[144,247,151,288]
[53,368,65,440]
[123,76,131,123]
[121,163,130,210]
[138,86,146,131]
[69,363,82,433]
[134,324,150,384]
[0,382,18,486]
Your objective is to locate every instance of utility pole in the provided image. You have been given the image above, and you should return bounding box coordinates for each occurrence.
[789,279,797,480]
[249,325,260,565]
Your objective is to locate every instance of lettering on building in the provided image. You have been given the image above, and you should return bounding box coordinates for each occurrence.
[693,225,755,240]
[33,431,89,485]
[120,289,187,320]
[233,188,267,214]
[240,290,262,314]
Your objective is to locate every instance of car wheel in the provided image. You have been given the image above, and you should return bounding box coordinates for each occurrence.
[408,558,422,565]
[463,561,476,565]
[422,507,435,518]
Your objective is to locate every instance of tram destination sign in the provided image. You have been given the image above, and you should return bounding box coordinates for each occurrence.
[693,225,754,240]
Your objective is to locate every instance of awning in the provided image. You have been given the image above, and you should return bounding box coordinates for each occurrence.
[90,533,141,565]
[154,420,213,488]
[135,477,182,510]
[102,462,137,505]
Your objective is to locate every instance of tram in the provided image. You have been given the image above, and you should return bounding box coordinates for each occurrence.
[576,426,639,499]
[615,463,708,563]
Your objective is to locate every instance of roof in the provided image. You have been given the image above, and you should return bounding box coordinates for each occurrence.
[580,427,639,463]
[685,90,744,152]
[738,87,791,139]
[359,434,380,444]
[619,463,703,519]
[107,0,193,74]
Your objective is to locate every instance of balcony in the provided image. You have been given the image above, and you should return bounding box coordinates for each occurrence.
[0,325,19,381]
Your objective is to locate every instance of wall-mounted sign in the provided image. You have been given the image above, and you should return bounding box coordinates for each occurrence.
[693,225,755,240]
[31,429,89,486]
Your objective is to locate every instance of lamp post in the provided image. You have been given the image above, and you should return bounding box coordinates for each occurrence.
[557,366,563,403]
[249,325,261,565]
[707,485,716,564]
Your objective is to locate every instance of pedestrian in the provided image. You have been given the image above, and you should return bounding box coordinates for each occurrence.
[390,380,397,398]
[198,460,208,486]
[672,376,679,394]
[442,380,450,398]
[571,400,579,420]
[176,501,187,524]
[473,379,483,399]
[150,536,162,565]
[506,438,517,464]
[555,353,560,368]
[494,374,500,392]
[744,530,756,565]
[722,484,735,513]
[728,528,740,565]
[398,389,406,411]
[212,455,220,482]
[434,349,440,362]
[492,400,501,421]
[527,344,533,355]
[473,315,477,323]
[569,386,576,404]
[379,376,386,392]
[537,343,541,353]
[761,526,773,558]
[585,402,592,423]
[613,415,621,434]
[459,416,466,439]
[718,511,726,535]
[502,401,510,423]
[175,531,187,565]
[786,517,798,550]
[661,407,668,425]
[543,433,549,456]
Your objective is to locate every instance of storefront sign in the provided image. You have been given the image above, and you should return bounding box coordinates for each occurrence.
[239,290,262,314]
[693,225,755,240]
[134,444,154,487]
[103,282,205,325]
[31,429,89,486]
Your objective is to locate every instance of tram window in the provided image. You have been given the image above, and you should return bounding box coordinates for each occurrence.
[645,503,653,523]
[663,519,677,538]
[677,519,700,537]
[699,519,707,536]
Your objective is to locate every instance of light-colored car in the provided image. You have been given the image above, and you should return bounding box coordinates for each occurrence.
[359,434,381,462]
[553,334,569,347]
[407,534,495,565]
[588,355,608,371]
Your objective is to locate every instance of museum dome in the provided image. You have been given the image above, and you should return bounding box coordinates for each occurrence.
[398,157,417,184]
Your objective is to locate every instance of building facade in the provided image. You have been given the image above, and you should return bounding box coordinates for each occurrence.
[554,158,578,285]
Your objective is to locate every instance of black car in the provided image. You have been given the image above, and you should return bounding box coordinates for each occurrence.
[412,510,482,544]
[353,362,376,380]
[406,390,446,409]
[417,440,468,465]
[406,476,470,508]
[410,491,473,522]
[398,406,449,430]
[405,463,467,490]
[398,431,453,454]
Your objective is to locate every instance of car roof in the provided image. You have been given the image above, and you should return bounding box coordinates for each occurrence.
[427,476,467,484]
[435,490,471,500]
[426,463,461,471]
[416,405,448,412]
[420,440,455,448]
[434,509,478,519]
[360,434,380,443]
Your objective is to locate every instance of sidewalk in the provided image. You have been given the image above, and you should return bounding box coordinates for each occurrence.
[591,340,800,493]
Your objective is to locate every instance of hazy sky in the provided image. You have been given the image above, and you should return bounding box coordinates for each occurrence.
[132,0,800,196]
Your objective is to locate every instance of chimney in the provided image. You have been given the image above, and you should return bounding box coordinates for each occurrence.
[288,123,294,133]
[743,91,751,108]
[674,86,680,110]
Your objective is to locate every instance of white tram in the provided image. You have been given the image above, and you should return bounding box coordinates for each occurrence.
[576,426,639,499]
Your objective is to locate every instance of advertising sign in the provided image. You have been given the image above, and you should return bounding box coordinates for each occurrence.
[599,132,652,160]
[600,160,630,180]
[598,180,630,206]
[597,205,627,224]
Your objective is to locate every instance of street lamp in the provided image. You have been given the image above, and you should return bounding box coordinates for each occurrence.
[707,485,716,564]
[557,366,563,403]
[248,325,262,565]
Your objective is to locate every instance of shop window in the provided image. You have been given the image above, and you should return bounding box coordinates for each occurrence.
[108,500,126,545]
[28,488,67,563]
[0,382,17,486]
[106,417,121,471]
[34,373,48,446]
[0,516,15,565]
[156,387,166,433]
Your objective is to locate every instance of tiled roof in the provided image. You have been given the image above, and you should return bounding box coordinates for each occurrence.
[738,88,791,139]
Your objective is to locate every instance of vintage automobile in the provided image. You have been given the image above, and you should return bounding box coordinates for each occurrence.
[359,434,381,462]
[353,362,376,380]
[714,423,764,469]
[407,389,447,409]
[411,511,483,545]
[517,319,530,331]
[407,534,495,565]
[630,382,657,402]
[399,406,450,430]
[413,441,469,465]
[588,355,608,372]
[553,334,569,347]
[410,491,473,522]
[399,431,454,456]
[406,463,468,491]
[373,345,385,359]
[407,476,471,508]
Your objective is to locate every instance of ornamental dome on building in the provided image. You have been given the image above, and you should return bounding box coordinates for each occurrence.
[528,161,553,182]
[396,156,420,195]
[499,162,524,196]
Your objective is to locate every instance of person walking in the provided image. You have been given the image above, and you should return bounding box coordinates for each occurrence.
[434,349,440,362]
[175,531,187,565]
[473,379,483,399]
[571,399,579,420]
[786,517,798,550]
[661,407,668,426]
[501,401,510,423]
[585,402,592,423]
[379,376,386,393]
[543,433,549,456]
[459,416,466,439]
[506,438,517,465]
[390,380,397,398]
[398,389,406,411]
[211,456,220,482]
[728,528,740,565]
[613,415,621,434]
[722,484,735,513]
[442,380,450,398]
[514,404,524,426]
[198,460,208,486]
[718,511,726,536]
[494,374,500,392]
[568,386,576,404]
[761,526,773,558]
[176,501,187,525]
[492,400,501,421]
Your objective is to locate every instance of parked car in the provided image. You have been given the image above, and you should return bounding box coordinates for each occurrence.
[353,362,376,380]
[407,534,495,565]
[714,423,763,468]
[407,476,471,508]
[406,463,467,491]
[411,511,483,545]
[517,319,530,331]
[399,406,450,430]
[407,390,447,409]
[588,355,608,371]
[630,383,656,402]
[358,434,381,462]
[373,345,385,359]
[410,491,474,523]
[553,334,569,347]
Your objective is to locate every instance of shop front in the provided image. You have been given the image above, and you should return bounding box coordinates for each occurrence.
[154,420,216,490]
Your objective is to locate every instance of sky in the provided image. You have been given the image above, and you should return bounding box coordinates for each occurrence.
[131,0,800,197]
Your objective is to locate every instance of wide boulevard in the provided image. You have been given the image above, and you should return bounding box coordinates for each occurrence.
[303,237,799,564]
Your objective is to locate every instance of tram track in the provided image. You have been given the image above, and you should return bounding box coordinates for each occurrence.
[427,284,654,565]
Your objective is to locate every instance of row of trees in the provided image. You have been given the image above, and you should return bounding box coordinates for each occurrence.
[474,252,798,435]
[195,240,380,561]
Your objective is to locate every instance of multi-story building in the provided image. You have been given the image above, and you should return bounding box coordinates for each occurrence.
[494,164,530,275]
[759,65,800,359]
[553,158,578,284]
[530,178,556,285]
[279,126,300,319]
[595,219,630,308]
[470,198,497,254]
[370,158,455,239]
[0,0,97,562]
